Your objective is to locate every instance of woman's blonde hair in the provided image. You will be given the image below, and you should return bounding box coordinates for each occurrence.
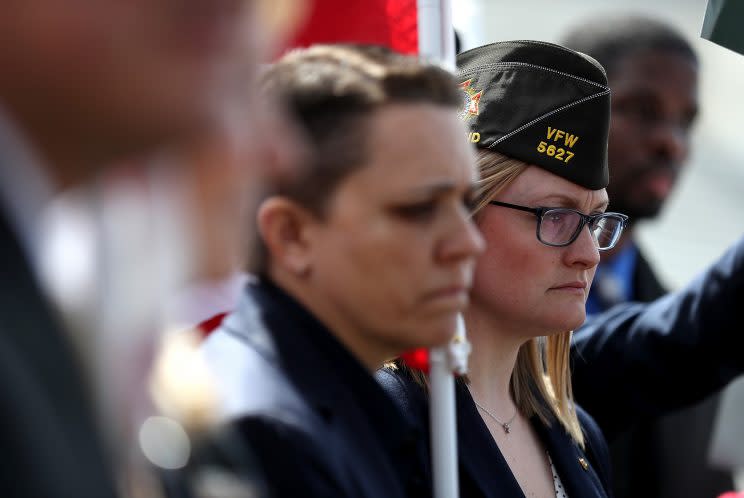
[395,148,584,446]
[473,149,584,446]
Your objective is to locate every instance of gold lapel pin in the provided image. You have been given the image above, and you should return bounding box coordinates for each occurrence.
[578,457,589,471]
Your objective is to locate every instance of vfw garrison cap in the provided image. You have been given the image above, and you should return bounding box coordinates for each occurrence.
[457,40,610,190]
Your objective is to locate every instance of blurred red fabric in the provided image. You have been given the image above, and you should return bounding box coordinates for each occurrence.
[286,0,418,54]
[196,312,228,337]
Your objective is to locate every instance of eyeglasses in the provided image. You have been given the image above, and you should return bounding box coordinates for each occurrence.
[488,200,629,251]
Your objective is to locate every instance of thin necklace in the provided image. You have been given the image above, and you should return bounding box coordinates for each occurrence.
[473,399,518,434]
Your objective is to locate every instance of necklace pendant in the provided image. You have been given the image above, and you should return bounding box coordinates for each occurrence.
[472,398,518,435]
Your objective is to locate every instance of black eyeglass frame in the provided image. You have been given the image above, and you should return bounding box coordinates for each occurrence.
[488,200,629,251]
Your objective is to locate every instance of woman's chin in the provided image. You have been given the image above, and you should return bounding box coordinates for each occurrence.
[544,309,587,335]
[565,310,587,332]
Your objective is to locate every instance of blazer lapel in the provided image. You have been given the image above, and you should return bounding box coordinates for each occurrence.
[532,415,608,498]
[0,205,118,498]
[456,383,526,497]
[0,208,96,415]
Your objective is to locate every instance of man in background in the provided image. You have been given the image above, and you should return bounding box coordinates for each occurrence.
[0,2,303,497]
[563,15,733,498]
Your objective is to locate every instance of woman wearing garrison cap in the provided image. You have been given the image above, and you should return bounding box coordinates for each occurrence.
[380,40,623,497]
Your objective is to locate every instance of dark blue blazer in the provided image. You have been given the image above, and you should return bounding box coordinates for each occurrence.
[378,368,613,498]
[201,279,427,498]
[572,235,744,439]
[575,242,739,498]
[572,237,744,498]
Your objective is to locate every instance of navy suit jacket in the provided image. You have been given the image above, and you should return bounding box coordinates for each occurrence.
[572,238,744,498]
[378,368,613,498]
[201,279,427,498]
[572,235,744,439]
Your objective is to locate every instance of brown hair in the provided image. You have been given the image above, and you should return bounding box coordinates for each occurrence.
[248,44,464,273]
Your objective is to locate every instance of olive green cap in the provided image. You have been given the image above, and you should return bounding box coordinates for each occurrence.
[457,40,611,189]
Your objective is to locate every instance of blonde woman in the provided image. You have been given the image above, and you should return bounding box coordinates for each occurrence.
[381,41,625,497]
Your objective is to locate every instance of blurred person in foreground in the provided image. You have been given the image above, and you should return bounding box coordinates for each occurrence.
[199,44,485,498]
[562,16,734,498]
[0,1,305,497]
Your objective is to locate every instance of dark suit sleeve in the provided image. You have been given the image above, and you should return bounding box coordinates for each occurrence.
[571,236,744,441]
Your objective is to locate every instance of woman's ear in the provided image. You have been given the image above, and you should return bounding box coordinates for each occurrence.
[257,197,315,277]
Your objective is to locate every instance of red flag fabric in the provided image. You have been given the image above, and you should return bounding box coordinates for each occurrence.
[286,0,418,54]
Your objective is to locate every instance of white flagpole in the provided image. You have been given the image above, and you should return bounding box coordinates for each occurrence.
[417,3,465,498]
[428,317,469,498]
[417,0,456,70]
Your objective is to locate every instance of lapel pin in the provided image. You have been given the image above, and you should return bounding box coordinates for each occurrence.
[578,457,589,471]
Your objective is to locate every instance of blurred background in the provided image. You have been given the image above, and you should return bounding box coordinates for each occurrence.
[454,0,744,289]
